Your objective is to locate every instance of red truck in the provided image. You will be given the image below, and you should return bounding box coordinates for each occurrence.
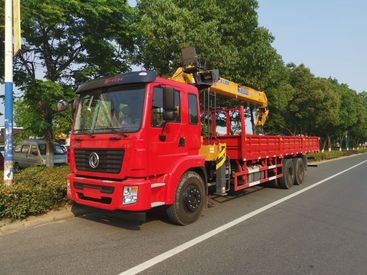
[60,50,319,225]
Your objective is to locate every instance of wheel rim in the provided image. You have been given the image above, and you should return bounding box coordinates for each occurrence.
[184,184,202,212]
[288,165,294,181]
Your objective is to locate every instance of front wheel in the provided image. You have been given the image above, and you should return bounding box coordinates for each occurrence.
[166,171,205,225]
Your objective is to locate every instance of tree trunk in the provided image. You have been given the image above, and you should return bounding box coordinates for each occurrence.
[327,135,332,151]
[45,130,54,167]
[321,137,327,152]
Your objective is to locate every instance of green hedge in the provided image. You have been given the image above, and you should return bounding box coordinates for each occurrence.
[308,148,367,162]
[0,166,70,220]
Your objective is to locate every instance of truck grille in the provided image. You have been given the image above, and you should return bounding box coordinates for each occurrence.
[74,182,115,194]
[74,149,124,173]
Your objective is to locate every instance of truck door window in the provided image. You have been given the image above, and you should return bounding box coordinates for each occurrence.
[188,94,198,124]
[152,87,180,127]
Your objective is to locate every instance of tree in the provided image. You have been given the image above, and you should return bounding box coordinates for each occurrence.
[264,64,342,150]
[14,80,75,148]
[16,0,135,85]
[135,0,281,89]
[348,92,367,147]
[13,0,136,166]
[135,0,283,133]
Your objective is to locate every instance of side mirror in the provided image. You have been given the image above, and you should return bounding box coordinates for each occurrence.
[163,88,175,121]
[163,88,175,110]
[56,100,69,112]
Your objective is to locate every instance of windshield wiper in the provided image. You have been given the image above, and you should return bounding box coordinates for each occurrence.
[87,129,96,138]
[95,127,128,138]
[74,129,95,138]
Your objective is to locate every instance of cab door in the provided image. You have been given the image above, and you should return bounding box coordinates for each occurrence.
[148,85,188,175]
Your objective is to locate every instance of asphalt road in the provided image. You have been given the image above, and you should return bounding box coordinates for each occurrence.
[1,154,367,275]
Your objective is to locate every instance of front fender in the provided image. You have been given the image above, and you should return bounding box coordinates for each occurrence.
[165,155,205,205]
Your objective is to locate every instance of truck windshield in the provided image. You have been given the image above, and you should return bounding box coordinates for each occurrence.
[74,85,146,134]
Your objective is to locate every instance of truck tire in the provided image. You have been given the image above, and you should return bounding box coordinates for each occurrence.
[294,158,305,185]
[166,171,205,225]
[279,159,295,189]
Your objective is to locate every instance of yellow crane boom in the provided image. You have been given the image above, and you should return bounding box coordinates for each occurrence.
[170,66,269,126]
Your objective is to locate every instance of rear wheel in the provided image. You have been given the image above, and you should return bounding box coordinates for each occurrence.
[279,159,295,189]
[166,171,205,225]
[294,158,305,185]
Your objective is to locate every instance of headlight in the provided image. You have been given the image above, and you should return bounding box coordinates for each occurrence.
[123,186,138,205]
[66,179,71,195]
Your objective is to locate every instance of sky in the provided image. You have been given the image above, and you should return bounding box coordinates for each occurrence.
[257,0,367,92]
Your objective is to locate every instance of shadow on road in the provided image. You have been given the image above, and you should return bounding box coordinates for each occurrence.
[70,203,171,230]
[208,185,266,205]
[70,184,271,230]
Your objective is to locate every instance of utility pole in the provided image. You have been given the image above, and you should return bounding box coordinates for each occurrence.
[4,0,14,185]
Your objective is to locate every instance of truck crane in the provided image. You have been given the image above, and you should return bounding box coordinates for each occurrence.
[170,47,269,127]
[58,48,319,225]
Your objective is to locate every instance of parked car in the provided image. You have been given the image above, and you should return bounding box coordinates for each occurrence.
[14,140,67,170]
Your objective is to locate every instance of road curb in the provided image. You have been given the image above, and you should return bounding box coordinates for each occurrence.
[309,152,367,165]
[0,204,90,236]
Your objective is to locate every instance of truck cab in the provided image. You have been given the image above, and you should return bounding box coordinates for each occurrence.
[67,71,205,219]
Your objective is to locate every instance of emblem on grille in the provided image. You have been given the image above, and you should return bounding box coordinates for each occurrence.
[88,152,100,168]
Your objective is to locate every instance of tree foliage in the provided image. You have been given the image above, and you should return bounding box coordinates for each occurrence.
[14,80,75,141]
[135,0,281,89]
[12,0,135,165]
[265,63,367,149]
[3,0,367,159]
[16,0,135,85]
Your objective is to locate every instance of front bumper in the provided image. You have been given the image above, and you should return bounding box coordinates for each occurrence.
[67,174,156,211]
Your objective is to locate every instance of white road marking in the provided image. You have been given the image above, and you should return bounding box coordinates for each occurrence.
[118,159,367,275]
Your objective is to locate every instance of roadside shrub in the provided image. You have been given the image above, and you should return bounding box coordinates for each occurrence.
[308,148,367,162]
[0,166,70,220]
